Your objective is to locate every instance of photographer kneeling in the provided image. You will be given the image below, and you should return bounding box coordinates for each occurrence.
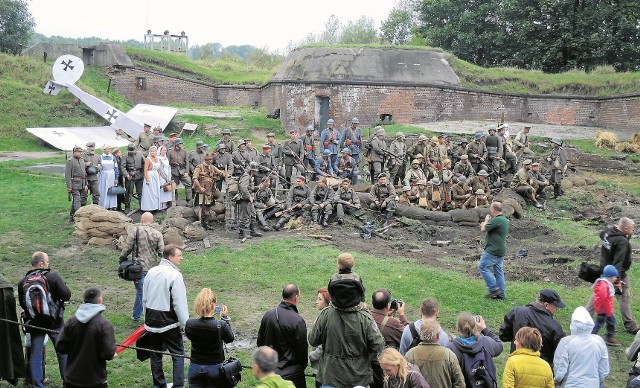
[370,288,409,349]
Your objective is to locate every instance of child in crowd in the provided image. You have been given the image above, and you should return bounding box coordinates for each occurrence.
[327,253,365,309]
[593,264,622,346]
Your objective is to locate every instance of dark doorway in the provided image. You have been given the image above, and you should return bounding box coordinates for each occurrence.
[82,48,95,66]
[317,96,329,129]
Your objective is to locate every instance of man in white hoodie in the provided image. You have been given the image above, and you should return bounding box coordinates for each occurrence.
[553,306,609,387]
[56,287,116,388]
[143,244,189,388]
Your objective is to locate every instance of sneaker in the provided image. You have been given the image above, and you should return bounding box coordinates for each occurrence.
[131,316,141,322]
[485,289,502,299]
[605,338,622,346]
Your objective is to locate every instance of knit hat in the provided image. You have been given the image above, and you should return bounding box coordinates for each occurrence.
[603,265,619,278]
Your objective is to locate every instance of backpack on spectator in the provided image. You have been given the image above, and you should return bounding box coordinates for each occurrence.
[408,322,421,350]
[21,270,59,329]
[460,347,496,388]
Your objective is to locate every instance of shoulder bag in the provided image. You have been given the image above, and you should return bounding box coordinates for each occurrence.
[217,322,242,387]
[118,228,144,281]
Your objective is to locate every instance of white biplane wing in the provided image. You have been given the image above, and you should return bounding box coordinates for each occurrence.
[27,55,177,151]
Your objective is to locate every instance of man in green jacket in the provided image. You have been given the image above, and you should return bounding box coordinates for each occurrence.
[253,346,295,388]
[479,201,509,300]
[308,303,385,388]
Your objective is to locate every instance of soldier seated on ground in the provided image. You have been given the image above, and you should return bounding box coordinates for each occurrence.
[415,179,429,209]
[452,176,472,209]
[404,159,427,188]
[309,177,334,227]
[274,175,311,231]
[453,154,476,179]
[398,185,418,206]
[370,173,397,227]
[462,189,490,210]
[512,159,543,209]
[470,170,492,200]
[427,178,446,212]
[332,178,366,225]
[327,253,366,309]
[336,148,358,185]
[530,162,550,199]
[254,177,281,231]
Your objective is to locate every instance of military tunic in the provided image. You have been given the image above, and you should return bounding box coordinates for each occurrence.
[65,155,87,218]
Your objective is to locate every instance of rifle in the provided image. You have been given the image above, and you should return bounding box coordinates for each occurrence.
[380,148,405,163]
[284,146,315,174]
[274,203,303,218]
[334,199,361,209]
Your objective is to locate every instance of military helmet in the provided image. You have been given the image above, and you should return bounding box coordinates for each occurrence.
[415,153,424,159]
[127,143,135,151]
[396,132,405,138]
[153,135,165,143]
[73,146,83,152]
[417,179,427,185]
[196,140,205,148]
[377,173,387,179]
[411,159,420,165]
[460,138,469,144]
[327,118,335,125]
[475,189,485,195]
[217,144,226,150]
[474,132,483,140]
[351,117,360,124]
[173,138,184,146]
[418,135,427,142]
[478,170,489,176]
[248,161,259,171]
[306,125,314,132]
[551,138,562,145]
[487,125,497,133]
[430,178,441,185]
[375,126,385,136]
[402,185,412,192]
[523,159,533,165]
[456,176,467,184]
[222,129,231,135]
[323,149,331,156]
[237,139,246,146]
[431,136,438,143]
[341,147,351,154]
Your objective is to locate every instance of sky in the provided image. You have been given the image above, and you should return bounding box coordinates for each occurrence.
[28,0,398,53]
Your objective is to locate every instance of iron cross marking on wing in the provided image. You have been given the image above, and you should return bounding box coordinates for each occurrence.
[61,60,74,71]
[47,82,56,94]
[105,109,119,123]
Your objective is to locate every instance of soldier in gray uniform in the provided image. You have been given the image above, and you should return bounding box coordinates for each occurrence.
[333,178,366,224]
[266,133,283,167]
[168,138,192,206]
[82,141,101,206]
[485,126,506,178]
[369,126,387,182]
[212,144,234,191]
[274,175,311,230]
[188,141,207,177]
[65,146,87,221]
[219,129,235,154]
[309,177,334,227]
[283,129,306,187]
[466,133,488,173]
[232,140,251,176]
[256,144,277,185]
[254,177,281,231]
[320,119,340,168]
[388,132,407,185]
[118,212,164,321]
[244,138,259,162]
[135,124,155,155]
[369,173,397,227]
[121,143,145,211]
[152,135,166,150]
[530,162,550,199]
[238,162,262,239]
[547,138,568,199]
[301,126,317,177]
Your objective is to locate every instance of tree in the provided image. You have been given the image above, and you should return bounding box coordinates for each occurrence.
[319,14,342,44]
[416,0,640,72]
[0,0,35,54]
[381,0,420,45]
[340,16,379,44]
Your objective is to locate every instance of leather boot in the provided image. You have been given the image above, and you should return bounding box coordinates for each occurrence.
[554,184,561,199]
[274,218,286,231]
[383,211,394,227]
[257,213,271,231]
[321,213,329,227]
[311,210,319,225]
[238,229,246,239]
[250,223,263,237]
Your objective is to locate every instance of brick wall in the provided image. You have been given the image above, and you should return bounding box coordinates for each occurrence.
[110,67,639,133]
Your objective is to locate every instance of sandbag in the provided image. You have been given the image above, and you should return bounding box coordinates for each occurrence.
[504,198,523,219]
[561,179,574,190]
[449,209,480,223]
[162,217,191,231]
[167,206,197,221]
[475,207,491,220]
[89,211,131,223]
[88,228,113,238]
[502,203,515,218]
[73,204,104,218]
[163,227,184,247]
[569,176,587,187]
[74,218,98,232]
[183,223,206,241]
[71,230,90,241]
[87,237,114,246]
[422,211,452,222]
[583,176,596,185]
[211,203,225,215]
[494,188,526,208]
[458,221,479,227]
[95,222,128,235]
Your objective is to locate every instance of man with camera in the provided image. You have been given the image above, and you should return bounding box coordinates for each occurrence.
[370,289,409,349]
[119,212,164,322]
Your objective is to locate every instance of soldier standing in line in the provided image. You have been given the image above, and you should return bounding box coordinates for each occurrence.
[452,138,469,165]
[219,129,235,154]
[388,132,407,186]
[244,138,259,162]
[238,162,262,239]
[65,146,87,221]
[283,129,306,187]
[485,126,506,179]
[302,126,317,179]
[369,126,387,182]
[511,159,543,209]
[406,135,428,167]
[370,173,397,227]
[320,119,340,168]
[333,178,367,224]
[513,125,535,160]
[152,135,166,151]
[340,118,363,164]
[193,153,226,230]
[188,141,207,178]
[232,140,249,176]
[256,144,277,185]
[497,125,517,177]
[82,141,101,206]
[169,138,193,206]
[135,123,155,155]
[424,136,441,179]
[547,138,568,199]
[212,144,233,191]
[266,133,283,168]
[121,143,145,212]
[309,176,334,227]
[274,175,311,230]
[112,148,125,211]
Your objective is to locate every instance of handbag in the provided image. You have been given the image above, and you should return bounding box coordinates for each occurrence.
[217,323,242,387]
[108,185,126,195]
[118,228,144,281]
[578,262,601,283]
[162,182,175,192]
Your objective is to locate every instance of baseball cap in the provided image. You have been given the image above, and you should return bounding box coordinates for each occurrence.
[538,289,566,308]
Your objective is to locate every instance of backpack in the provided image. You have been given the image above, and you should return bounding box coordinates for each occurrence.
[21,270,59,329]
[407,322,421,351]
[460,347,496,388]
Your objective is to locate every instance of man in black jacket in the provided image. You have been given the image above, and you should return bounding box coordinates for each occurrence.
[256,284,308,388]
[18,252,71,388]
[499,289,566,366]
[57,287,116,388]
[587,217,639,334]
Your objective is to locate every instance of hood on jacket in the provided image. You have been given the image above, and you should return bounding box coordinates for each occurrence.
[569,306,594,335]
[453,335,483,354]
[75,303,106,323]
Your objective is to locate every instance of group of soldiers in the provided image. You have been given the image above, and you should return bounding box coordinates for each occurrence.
[66,120,568,238]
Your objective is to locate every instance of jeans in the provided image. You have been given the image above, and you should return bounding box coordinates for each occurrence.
[586,274,639,332]
[188,363,222,388]
[592,313,616,339]
[30,328,67,388]
[148,327,185,388]
[132,272,147,320]
[479,250,505,295]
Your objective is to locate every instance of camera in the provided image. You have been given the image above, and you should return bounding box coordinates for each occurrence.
[214,305,223,313]
[474,315,480,323]
[390,299,404,310]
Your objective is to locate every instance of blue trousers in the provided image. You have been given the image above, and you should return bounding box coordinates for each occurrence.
[30,327,67,388]
[132,272,147,320]
[188,362,222,388]
[479,251,506,295]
